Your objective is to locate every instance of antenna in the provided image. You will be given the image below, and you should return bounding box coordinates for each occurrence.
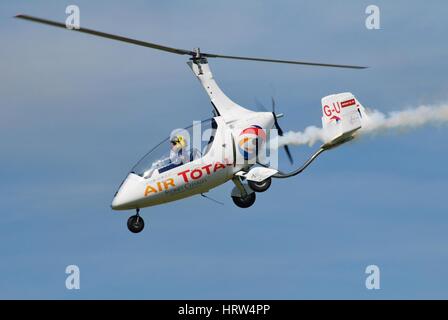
[201,193,224,206]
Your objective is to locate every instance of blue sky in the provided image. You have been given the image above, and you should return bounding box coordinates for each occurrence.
[1,0,448,299]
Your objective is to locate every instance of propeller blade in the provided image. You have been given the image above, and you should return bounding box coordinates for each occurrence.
[275,121,284,136]
[284,145,294,164]
[271,97,276,114]
[14,14,194,56]
[272,110,293,164]
[254,98,268,112]
[15,14,368,69]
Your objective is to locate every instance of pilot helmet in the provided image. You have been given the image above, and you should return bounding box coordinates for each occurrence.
[170,134,186,149]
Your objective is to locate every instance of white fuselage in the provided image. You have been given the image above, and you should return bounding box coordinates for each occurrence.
[111,60,275,211]
[111,113,275,210]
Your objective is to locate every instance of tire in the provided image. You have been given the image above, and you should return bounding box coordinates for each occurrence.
[232,192,256,208]
[248,178,272,193]
[127,215,145,233]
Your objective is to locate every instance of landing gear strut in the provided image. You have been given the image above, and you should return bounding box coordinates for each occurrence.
[127,209,145,233]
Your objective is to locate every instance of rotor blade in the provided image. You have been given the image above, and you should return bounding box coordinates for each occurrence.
[284,146,294,164]
[202,53,367,69]
[15,14,368,69]
[271,97,276,113]
[15,14,194,56]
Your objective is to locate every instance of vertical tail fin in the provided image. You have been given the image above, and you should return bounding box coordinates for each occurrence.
[321,92,367,149]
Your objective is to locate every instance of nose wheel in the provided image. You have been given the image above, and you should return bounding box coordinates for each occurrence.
[127,209,145,233]
[231,177,257,208]
[232,192,256,208]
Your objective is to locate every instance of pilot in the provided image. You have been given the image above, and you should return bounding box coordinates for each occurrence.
[170,134,188,165]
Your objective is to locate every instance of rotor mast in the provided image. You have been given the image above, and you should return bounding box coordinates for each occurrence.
[188,50,254,120]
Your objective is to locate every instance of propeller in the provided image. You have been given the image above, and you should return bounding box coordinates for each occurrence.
[254,97,293,164]
[14,14,368,69]
[270,98,293,164]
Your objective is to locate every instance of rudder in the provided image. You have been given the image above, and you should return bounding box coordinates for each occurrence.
[321,92,367,149]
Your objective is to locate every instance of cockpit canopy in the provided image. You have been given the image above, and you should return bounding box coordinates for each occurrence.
[132,119,217,179]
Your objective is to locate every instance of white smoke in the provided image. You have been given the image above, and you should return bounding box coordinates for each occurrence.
[278,104,448,148]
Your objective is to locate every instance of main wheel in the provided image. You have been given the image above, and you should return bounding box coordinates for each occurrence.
[127,215,145,233]
[248,178,272,193]
[232,192,256,208]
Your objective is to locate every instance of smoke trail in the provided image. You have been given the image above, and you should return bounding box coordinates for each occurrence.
[278,104,448,148]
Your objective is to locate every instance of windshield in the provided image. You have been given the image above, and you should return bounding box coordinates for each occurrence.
[132,118,217,178]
